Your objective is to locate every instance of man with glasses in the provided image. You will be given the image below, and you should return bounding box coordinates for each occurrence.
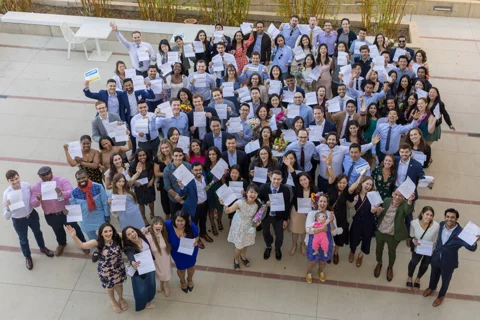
[284,129,318,172]
[389,35,414,64]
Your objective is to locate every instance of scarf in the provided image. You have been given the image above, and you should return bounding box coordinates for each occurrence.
[78,180,97,212]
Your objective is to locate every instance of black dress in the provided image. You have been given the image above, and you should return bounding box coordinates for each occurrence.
[130,161,156,205]
[328,182,354,247]
[154,157,170,216]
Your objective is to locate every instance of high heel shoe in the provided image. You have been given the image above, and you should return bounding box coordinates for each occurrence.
[187,279,194,292]
[180,281,188,293]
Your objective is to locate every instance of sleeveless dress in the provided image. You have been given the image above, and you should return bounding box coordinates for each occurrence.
[107,191,145,230]
[146,233,172,281]
[227,199,259,249]
[165,220,199,270]
[80,158,103,185]
[97,242,127,289]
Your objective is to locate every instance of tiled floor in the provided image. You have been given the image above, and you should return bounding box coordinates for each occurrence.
[0,14,479,320]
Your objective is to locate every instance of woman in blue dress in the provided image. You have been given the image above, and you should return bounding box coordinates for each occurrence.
[165,210,199,293]
[305,193,336,283]
[108,173,145,230]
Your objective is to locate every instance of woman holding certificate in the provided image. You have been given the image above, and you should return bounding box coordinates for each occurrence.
[222,184,261,271]
[129,148,156,225]
[165,211,199,293]
[406,206,439,292]
[66,223,128,313]
[204,146,225,236]
[123,226,157,311]
[108,173,145,230]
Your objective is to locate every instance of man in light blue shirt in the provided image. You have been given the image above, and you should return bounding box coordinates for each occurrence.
[286,92,314,128]
[186,60,216,105]
[240,52,269,81]
[280,15,301,48]
[343,143,371,186]
[347,78,389,113]
[227,103,253,148]
[151,98,189,137]
[349,28,372,61]
[284,129,318,171]
[372,109,418,163]
[272,35,293,76]
[316,21,337,55]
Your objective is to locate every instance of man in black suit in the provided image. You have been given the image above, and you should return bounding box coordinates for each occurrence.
[221,136,249,179]
[258,170,291,261]
[309,106,337,140]
[246,21,272,66]
[188,94,218,140]
[202,117,232,152]
[423,208,478,307]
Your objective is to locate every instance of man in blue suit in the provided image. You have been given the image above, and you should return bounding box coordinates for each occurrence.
[177,162,213,249]
[118,78,155,156]
[84,79,127,121]
[423,208,478,307]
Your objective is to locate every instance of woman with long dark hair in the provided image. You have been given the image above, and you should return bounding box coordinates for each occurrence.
[204,146,225,236]
[403,128,432,168]
[113,60,127,90]
[106,152,135,190]
[157,39,172,65]
[154,139,174,218]
[249,146,280,185]
[316,44,333,98]
[426,87,455,144]
[129,148,156,222]
[165,210,200,293]
[66,223,127,313]
[331,41,349,96]
[122,226,156,311]
[230,30,255,76]
[145,216,172,296]
[372,154,396,199]
[193,30,213,71]
[362,103,379,167]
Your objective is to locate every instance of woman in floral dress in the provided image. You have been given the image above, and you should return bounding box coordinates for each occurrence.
[230,31,255,76]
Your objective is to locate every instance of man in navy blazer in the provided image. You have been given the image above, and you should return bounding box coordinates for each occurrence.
[423,208,478,307]
[221,136,249,180]
[84,79,127,121]
[177,162,213,249]
[202,117,232,153]
[309,106,337,142]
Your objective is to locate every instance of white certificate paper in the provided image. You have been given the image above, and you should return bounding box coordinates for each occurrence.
[297,198,311,214]
[305,92,317,106]
[193,111,207,127]
[65,204,82,223]
[245,140,260,154]
[458,221,480,246]
[211,158,229,180]
[397,177,416,199]
[134,250,156,275]
[8,189,25,211]
[229,181,244,199]
[287,104,300,118]
[367,191,383,206]
[41,181,57,201]
[111,194,126,212]
[227,117,242,134]
[178,237,195,256]
[253,167,268,183]
[216,184,237,206]
[269,193,285,211]
[68,141,82,159]
[173,164,195,186]
[415,240,434,256]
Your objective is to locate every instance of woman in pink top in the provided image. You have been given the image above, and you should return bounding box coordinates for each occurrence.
[230,31,254,76]
[189,139,206,165]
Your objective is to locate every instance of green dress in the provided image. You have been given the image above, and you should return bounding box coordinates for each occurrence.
[363,118,378,157]
[372,166,394,200]
[206,168,223,212]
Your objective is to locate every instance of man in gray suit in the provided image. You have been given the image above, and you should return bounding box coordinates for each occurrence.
[91,101,126,146]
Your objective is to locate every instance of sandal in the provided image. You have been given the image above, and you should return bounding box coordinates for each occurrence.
[289,244,297,256]
[164,285,170,297]
[413,280,421,292]
[211,223,218,236]
[406,282,413,291]
[240,256,250,267]
[217,219,224,231]
[150,212,155,220]
[234,258,241,272]
[119,299,128,311]
[111,301,122,313]
[146,302,156,309]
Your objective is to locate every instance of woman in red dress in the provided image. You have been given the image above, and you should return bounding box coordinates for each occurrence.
[230,31,254,78]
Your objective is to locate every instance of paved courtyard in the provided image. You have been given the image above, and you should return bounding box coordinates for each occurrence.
[0,14,479,320]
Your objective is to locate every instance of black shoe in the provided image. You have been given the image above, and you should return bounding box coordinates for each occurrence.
[264,248,272,260]
[275,248,282,261]
[26,257,33,270]
[256,225,263,232]
[92,252,99,263]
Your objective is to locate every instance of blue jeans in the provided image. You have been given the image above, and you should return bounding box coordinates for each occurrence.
[12,210,46,258]
[84,230,98,252]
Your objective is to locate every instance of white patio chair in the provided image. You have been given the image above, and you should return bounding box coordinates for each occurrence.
[60,22,88,60]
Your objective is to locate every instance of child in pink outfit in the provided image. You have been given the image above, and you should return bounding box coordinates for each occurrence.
[307,212,329,257]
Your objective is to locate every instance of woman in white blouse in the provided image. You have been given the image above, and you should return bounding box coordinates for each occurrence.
[164,63,187,99]
[406,206,440,292]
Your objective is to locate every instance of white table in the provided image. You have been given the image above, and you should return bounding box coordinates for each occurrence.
[75,23,112,61]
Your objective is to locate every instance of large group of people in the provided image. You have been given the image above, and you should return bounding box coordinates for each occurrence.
[3,15,479,313]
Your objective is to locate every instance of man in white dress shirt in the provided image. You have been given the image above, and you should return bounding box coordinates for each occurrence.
[208,42,237,87]
[130,100,159,157]
[3,170,54,270]
[110,22,156,77]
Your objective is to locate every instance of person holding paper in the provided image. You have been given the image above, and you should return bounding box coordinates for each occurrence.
[414,67,432,91]
[193,30,213,71]
[371,190,415,282]
[254,105,277,135]
[222,184,261,271]
[153,140,175,218]
[349,28,372,61]
[110,22,156,77]
[353,45,372,78]
[389,35,414,64]
[272,35,293,78]
[404,128,432,168]
[246,73,269,103]
[108,173,145,230]
[408,49,429,74]
[409,98,436,141]
[336,18,357,50]
[406,206,440,292]
[290,172,317,256]
[156,39,172,66]
[164,211,200,293]
[285,92,314,128]
[423,208,479,307]
[84,79,127,121]
[208,88,237,122]
[143,65,166,111]
[249,146,280,184]
[106,152,134,190]
[186,60,216,105]
[304,193,336,283]
[122,226,157,311]
[394,143,428,201]
[425,87,455,143]
[258,170,291,260]
[210,24,232,53]
[165,63,187,99]
[221,136,250,179]
[172,36,193,76]
[346,67,389,113]
[316,44,333,98]
[226,103,253,149]
[177,162,212,249]
[188,94,219,140]
[3,170,54,270]
[113,60,127,91]
[145,216,172,297]
[163,148,191,216]
[280,74,305,107]
[284,128,318,172]
[373,34,389,53]
[128,148,156,223]
[64,135,103,185]
[246,21,271,66]
[99,136,132,173]
[295,54,317,93]
[279,15,301,48]
[66,223,128,313]
[151,98,189,137]
[130,100,160,157]
[343,143,372,186]
[209,42,238,87]
[241,52,269,82]
[371,154,396,199]
[30,166,86,257]
[325,99,366,138]
[202,117,232,153]
[91,101,126,147]
[309,106,337,140]
[70,169,110,262]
